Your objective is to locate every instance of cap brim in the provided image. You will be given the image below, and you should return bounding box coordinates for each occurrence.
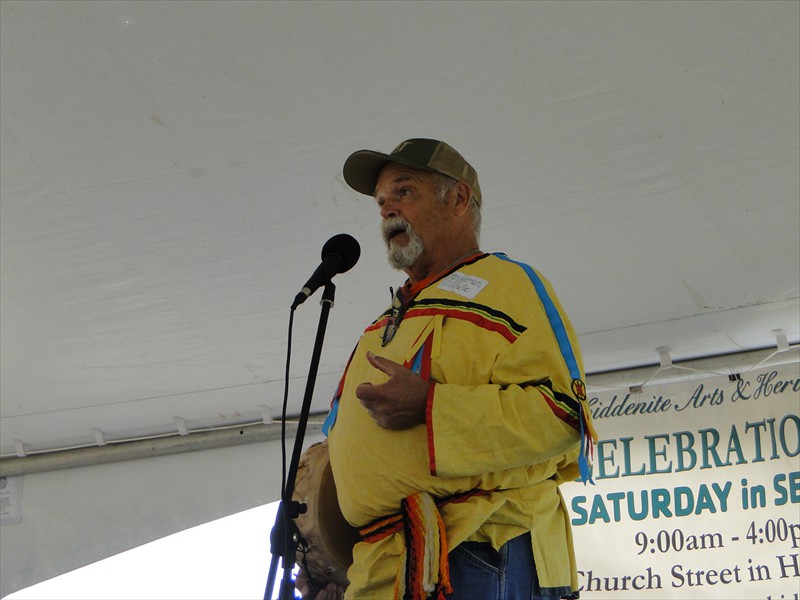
[342,150,437,197]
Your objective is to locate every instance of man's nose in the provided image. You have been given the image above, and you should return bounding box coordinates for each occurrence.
[380,199,399,220]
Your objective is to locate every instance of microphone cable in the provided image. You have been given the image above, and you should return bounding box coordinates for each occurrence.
[280,307,295,502]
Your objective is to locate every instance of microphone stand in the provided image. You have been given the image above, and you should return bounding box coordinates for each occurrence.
[265,282,337,600]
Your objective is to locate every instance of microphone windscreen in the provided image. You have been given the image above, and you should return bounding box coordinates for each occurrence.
[321,234,361,274]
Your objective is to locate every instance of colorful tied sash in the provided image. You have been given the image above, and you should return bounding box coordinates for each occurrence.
[396,493,450,600]
[359,490,489,600]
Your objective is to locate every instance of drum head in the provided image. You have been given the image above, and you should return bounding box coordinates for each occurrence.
[294,440,359,585]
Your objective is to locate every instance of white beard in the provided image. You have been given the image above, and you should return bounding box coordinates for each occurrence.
[382,217,424,270]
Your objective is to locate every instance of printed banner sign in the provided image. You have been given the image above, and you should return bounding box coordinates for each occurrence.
[562,361,800,600]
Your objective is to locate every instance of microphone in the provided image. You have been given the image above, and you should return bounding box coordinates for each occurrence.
[291,233,361,309]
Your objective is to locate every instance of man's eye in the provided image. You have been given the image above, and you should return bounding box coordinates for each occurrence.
[399,188,412,196]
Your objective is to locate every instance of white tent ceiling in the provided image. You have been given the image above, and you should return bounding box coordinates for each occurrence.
[0,0,798,593]
[3,0,797,457]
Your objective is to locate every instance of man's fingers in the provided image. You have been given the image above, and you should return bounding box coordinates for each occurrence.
[356,351,427,430]
[365,350,402,375]
[355,382,376,401]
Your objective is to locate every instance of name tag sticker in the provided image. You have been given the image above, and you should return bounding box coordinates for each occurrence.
[437,272,489,299]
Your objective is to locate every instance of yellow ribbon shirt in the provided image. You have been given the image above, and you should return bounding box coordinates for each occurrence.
[326,253,596,598]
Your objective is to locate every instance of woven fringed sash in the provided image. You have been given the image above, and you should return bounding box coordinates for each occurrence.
[395,493,451,600]
[359,489,489,600]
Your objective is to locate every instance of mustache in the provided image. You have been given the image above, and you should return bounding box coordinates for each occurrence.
[381,217,412,243]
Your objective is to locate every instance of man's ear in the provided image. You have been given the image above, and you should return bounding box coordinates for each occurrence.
[452,181,473,215]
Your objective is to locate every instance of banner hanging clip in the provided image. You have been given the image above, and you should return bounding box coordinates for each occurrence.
[773,329,789,352]
[657,347,672,368]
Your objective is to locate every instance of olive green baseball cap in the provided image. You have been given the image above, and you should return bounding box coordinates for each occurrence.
[342,138,482,206]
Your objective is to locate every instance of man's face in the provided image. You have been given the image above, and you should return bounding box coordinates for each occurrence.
[373,163,448,271]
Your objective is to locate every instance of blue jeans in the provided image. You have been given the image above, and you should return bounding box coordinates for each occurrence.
[447,532,574,600]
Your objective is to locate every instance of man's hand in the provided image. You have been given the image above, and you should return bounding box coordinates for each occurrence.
[295,566,346,600]
[356,351,429,430]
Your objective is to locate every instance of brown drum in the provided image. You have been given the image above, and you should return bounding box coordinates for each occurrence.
[293,439,359,586]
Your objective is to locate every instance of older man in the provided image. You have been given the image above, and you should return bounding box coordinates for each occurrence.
[318,139,595,600]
